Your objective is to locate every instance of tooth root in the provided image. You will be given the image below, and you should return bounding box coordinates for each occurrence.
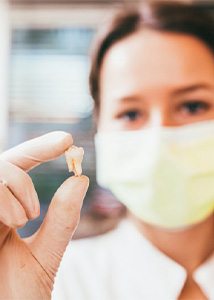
[71,159,75,173]
[65,152,73,172]
[73,158,83,177]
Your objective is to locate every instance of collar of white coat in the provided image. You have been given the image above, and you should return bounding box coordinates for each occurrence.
[117,219,214,299]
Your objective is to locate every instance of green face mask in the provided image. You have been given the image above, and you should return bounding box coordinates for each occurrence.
[95,121,214,230]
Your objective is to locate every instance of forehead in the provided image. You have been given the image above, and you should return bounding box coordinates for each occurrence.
[100,29,214,99]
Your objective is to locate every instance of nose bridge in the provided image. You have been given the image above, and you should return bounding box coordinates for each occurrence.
[149,106,170,127]
[150,109,161,127]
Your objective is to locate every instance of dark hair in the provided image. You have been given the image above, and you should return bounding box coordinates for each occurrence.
[89,1,214,111]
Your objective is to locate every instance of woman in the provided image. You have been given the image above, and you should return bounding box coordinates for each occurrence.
[0,1,213,299]
[54,2,214,299]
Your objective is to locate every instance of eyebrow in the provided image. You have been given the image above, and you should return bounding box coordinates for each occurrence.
[115,83,214,104]
[117,96,143,104]
[172,83,214,96]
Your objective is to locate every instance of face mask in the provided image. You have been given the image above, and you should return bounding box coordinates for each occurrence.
[95,121,214,230]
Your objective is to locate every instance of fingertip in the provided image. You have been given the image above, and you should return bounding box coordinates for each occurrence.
[65,175,89,190]
[15,217,28,229]
[53,175,89,209]
[29,203,40,220]
[58,131,73,149]
[63,174,89,190]
[79,175,90,187]
[47,131,73,153]
[30,131,74,163]
[47,131,73,150]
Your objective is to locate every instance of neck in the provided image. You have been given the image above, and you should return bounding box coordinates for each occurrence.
[130,213,214,275]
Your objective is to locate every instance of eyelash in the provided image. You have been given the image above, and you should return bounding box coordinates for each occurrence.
[115,100,211,123]
[178,100,210,114]
[116,110,141,121]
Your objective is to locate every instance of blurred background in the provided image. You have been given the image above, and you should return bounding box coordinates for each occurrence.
[0,0,213,238]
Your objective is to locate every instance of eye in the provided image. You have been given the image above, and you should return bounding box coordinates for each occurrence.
[124,110,140,121]
[116,110,142,121]
[178,101,210,115]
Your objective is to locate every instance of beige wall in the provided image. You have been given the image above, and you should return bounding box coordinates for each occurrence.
[10,4,118,29]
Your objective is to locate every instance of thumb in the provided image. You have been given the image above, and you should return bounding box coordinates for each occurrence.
[28,175,89,277]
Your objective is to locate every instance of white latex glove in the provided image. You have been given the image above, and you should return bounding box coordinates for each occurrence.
[0,131,89,300]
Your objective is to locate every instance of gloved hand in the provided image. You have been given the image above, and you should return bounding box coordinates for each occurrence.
[0,131,89,300]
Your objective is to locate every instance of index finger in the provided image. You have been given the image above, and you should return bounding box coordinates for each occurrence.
[0,131,73,172]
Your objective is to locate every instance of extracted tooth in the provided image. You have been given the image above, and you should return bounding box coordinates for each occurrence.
[65,145,84,176]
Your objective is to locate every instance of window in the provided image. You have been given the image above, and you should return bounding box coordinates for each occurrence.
[10,28,94,121]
